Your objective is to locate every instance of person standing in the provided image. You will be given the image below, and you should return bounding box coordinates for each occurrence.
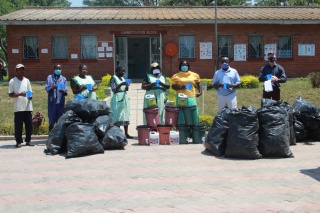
[142,62,170,124]
[0,58,7,80]
[45,64,68,132]
[8,64,34,148]
[110,66,133,139]
[71,64,98,99]
[258,52,287,100]
[171,60,202,124]
[211,57,241,111]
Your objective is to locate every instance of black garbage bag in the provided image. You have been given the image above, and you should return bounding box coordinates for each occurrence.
[204,107,230,157]
[293,119,308,142]
[92,115,114,138]
[65,123,104,158]
[100,126,128,150]
[260,98,278,108]
[64,99,111,121]
[225,106,262,159]
[280,101,296,146]
[46,110,82,155]
[257,106,293,158]
[293,96,320,130]
[308,126,320,141]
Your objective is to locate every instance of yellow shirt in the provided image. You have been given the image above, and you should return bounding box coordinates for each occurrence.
[171,71,200,97]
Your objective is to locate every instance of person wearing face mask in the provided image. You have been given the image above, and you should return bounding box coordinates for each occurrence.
[45,64,68,132]
[211,57,241,112]
[70,64,98,100]
[110,65,133,139]
[258,52,287,100]
[171,60,202,124]
[142,62,170,124]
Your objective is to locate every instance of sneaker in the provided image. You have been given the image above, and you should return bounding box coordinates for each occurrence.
[15,144,22,148]
[26,142,35,146]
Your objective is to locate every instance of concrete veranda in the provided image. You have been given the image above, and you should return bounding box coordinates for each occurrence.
[0,83,320,212]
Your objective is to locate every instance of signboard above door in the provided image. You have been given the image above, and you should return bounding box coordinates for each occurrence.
[110,30,167,35]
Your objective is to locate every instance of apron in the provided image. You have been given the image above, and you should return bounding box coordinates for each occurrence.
[110,76,130,124]
[143,74,167,125]
[73,75,97,100]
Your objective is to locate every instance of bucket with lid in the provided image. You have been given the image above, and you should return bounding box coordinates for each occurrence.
[143,107,160,127]
[136,125,151,145]
[165,106,180,126]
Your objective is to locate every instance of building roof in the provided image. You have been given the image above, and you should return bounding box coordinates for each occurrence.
[0,6,320,25]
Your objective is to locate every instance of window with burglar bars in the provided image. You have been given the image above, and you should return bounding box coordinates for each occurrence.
[248,35,263,58]
[179,35,195,58]
[278,35,292,58]
[218,35,233,58]
[52,36,68,59]
[23,36,38,59]
[81,35,97,59]
[151,37,160,64]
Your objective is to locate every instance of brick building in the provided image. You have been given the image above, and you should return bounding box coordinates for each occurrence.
[0,6,319,81]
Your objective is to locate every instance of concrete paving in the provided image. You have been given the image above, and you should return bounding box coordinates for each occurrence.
[1,83,320,212]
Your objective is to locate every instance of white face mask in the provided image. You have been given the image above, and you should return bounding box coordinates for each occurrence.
[153,69,160,75]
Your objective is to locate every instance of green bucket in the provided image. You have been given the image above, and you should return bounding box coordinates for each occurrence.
[191,124,207,144]
[181,105,199,126]
[176,124,191,144]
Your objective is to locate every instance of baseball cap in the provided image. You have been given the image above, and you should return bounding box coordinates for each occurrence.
[15,64,25,69]
[150,62,159,68]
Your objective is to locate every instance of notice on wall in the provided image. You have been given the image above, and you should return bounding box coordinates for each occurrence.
[200,42,212,59]
[12,49,19,54]
[41,49,48,54]
[98,41,113,59]
[234,44,246,61]
[298,44,315,56]
[264,43,277,60]
[71,54,78,59]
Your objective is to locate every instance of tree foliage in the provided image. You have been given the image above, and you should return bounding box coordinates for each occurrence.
[255,0,320,6]
[159,0,248,6]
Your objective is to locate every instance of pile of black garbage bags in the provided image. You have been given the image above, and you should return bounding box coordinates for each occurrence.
[204,97,320,159]
[46,99,128,158]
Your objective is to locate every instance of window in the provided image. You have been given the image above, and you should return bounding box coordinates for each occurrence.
[218,35,233,58]
[151,37,160,64]
[179,35,195,58]
[52,36,68,59]
[248,35,263,58]
[81,35,97,59]
[278,35,292,58]
[23,36,38,59]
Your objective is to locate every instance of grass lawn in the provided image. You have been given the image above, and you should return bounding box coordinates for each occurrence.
[0,78,319,135]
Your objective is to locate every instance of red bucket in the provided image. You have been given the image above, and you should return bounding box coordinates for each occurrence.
[143,107,160,127]
[136,125,151,145]
[165,106,180,126]
[157,125,172,145]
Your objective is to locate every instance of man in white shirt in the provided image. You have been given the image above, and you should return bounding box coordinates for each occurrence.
[8,64,34,148]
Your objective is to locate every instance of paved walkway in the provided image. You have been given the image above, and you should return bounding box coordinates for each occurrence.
[0,83,320,212]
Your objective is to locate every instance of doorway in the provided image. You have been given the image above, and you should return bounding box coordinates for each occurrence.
[127,37,149,79]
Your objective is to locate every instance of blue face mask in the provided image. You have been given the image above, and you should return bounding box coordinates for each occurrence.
[54,69,61,75]
[181,66,188,72]
[221,63,229,70]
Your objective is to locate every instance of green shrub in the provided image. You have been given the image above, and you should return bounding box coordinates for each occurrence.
[96,73,112,100]
[239,75,259,89]
[199,115,214,130]
[166,77,176,102]
[308,72,320,88]
[0,123,49,136]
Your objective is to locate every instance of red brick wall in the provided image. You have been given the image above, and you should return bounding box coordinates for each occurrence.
[6,23,320,81]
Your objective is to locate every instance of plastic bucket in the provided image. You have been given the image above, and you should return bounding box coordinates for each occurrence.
[158,125,172,145]
[136,125,151,145]
[143,107,160,127]
[176,124,191,144]
[181,105,198,126]
[191,124,207,144]
[165,106,180,126]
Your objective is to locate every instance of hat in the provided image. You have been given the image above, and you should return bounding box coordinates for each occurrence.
[150,62,159,68]
[15,64,25,69]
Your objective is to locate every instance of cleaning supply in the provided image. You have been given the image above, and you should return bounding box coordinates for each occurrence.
[169,130,179,145]
[177,93,188,107]
[149,131,159,145]
[145,94,157,108]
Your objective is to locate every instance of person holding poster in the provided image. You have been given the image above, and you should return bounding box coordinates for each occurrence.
[258,52,287,100]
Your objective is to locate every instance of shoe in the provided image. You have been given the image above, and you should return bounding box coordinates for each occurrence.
[15,144,22,148]
[125,134,133,139]
[26,142,35,146]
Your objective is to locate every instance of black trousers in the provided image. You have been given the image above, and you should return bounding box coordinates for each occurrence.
[14,111,32,144]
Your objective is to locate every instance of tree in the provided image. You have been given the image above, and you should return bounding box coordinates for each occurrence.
[82,0,159,6]
[159,0,248,6]
[255,0,320,6]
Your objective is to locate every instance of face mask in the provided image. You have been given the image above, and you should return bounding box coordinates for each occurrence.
[153,69,160,75]
[221,63,229,70]
[54,69,61,75]
[181,66,188,72]
[268,57,276,62]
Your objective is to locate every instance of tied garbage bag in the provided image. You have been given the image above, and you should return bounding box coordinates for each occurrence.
[225,106,262,159]
[257,106,293,158]
[64,99,111,121]
[293,96,320,130]
[92,115,114,138]
[204,107,230,157]
[293,118,308,142]
[46,110,82,155]
[100,126,128,150]
[65,123,104,158]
